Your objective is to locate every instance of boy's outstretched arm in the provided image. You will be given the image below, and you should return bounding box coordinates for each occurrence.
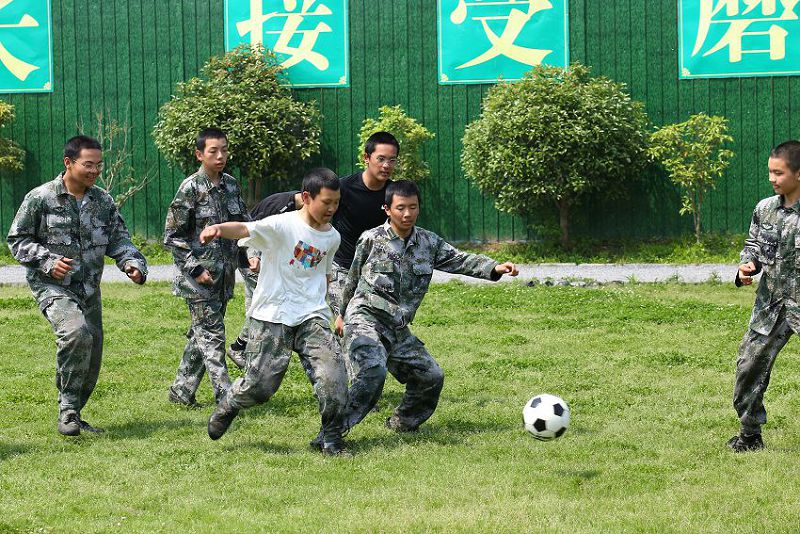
[200,222,250,244]
[494,262,519,278]
[735,207,763,287]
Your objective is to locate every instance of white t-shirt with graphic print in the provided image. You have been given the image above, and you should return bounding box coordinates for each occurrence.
[240,211,340,327]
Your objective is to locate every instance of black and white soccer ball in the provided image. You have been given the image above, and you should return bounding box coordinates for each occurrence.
[522,393,570,441]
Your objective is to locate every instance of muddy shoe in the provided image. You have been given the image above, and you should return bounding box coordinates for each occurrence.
[385,415,419,433]
[58,411,80,437]
[168,386,199,408]
[228,346,246,369]
[208,400,239,440]
[727,433,764,453]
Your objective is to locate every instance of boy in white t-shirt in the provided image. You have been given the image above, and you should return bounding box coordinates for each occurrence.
[199,168,349,455]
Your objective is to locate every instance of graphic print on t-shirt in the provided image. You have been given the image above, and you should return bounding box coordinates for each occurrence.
[289,240,326,269]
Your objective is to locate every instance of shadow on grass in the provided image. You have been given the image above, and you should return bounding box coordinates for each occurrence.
[0,443,31,461]
[102,418,197,440]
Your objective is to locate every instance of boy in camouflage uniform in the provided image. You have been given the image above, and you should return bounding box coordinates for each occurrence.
[7,135,147,436]
[729,140,800,452]
[202,169,349,455]
[164,128,254,406]
[338,180,518,435]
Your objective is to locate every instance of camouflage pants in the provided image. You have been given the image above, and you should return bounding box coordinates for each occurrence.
[734,311,794,435]
[233,266,259,344]
[343,320,444,432]
[327,261,356,379]
[226,316,347,444]
[171,299,231,403]
[43,293,103,417]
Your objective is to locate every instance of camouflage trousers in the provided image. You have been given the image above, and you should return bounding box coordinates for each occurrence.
[42,293,103,417]
[225,316,348,444]
[734,308,795,435]
[171,298,231,403]
[343,318,444,432]
[233,267,259,344]
[327,261,356,380]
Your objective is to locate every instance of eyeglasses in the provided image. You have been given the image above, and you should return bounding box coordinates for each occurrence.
[374,156,400,167]
[71,159,103,171]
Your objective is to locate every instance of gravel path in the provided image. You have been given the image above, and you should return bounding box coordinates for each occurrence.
[0,262,738,286]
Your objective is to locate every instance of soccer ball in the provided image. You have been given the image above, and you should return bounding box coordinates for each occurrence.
[522,393,570,441]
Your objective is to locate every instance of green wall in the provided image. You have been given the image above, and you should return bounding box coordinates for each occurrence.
[1,0,796,241]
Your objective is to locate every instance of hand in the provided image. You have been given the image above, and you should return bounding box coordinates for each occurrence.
[738,261,757,285]
[125,265,144,285]
[195,270,213,286]
[199,225,221,245]
[334,315,344,337]
[248,257,260,274]
[494,262,519,277]
[51,257,73,280]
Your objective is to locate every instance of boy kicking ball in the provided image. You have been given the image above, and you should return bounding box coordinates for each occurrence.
[200,168,349,456]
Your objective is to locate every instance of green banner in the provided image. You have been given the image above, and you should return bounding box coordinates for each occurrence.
[0,0,52,93]
[437,0,569,85]
[225,0,349,88]
[679,0,800,79]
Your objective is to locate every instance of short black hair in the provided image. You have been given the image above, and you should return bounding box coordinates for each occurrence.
[385,180,420,207]
[364,131,400,156]
[196,127,227,151]
[64,135,101,160]
[302,167,339,198]
[771,140,800,173]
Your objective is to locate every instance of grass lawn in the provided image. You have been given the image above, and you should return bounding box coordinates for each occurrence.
[2,281,800,532]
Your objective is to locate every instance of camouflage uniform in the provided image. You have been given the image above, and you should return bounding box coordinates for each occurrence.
[734,195,800,435]
[7,172,147,420]
[226,316,347,444]
[164,168,249,403]
[341,222,500,432]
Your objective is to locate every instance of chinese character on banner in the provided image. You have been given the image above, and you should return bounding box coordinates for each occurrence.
[0,0,52,93]
[679,0,800,78]
[225,0,349,87]
[437,0,568,85]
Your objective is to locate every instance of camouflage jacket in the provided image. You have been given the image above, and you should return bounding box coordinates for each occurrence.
[7,173,147,310]
[341,222,500,330]
[739,195,800,335]
[164,168,249,302]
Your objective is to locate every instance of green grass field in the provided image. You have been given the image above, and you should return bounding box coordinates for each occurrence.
[2,281,800,532]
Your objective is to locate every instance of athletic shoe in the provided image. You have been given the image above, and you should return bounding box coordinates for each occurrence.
[321,440,352,457]
[385,415,419,433]
[168,386,199,408]
[57,411,80,436]
[727,433,764,452]
[79,419,105,433]
[208,399,239,440]
[228,346,246,369]
[309,430,324,451]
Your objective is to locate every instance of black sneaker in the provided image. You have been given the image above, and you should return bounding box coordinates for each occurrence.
[168,386,199,408]
[208,401,239,440]
[385,415,418,433]
[79,419,105,434]
[727,433,764,453]
[321,440,352,457]
[58,411,80,436]
[309,430,324,451]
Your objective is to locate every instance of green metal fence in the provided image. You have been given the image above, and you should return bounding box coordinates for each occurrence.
[1,0,796,242]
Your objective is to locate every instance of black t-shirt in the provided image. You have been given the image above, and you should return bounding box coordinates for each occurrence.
[250,190,299,220]
[332,172,390,269]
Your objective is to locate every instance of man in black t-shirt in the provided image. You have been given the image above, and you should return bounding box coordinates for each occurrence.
[227,190,302,368]
[329,132,400,378]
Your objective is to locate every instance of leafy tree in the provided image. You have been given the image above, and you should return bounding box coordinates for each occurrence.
[0,101,24,172]
[649,113,734,244]
[461,63,650,247]
[358,105,435,182]
[152,45,321,201]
